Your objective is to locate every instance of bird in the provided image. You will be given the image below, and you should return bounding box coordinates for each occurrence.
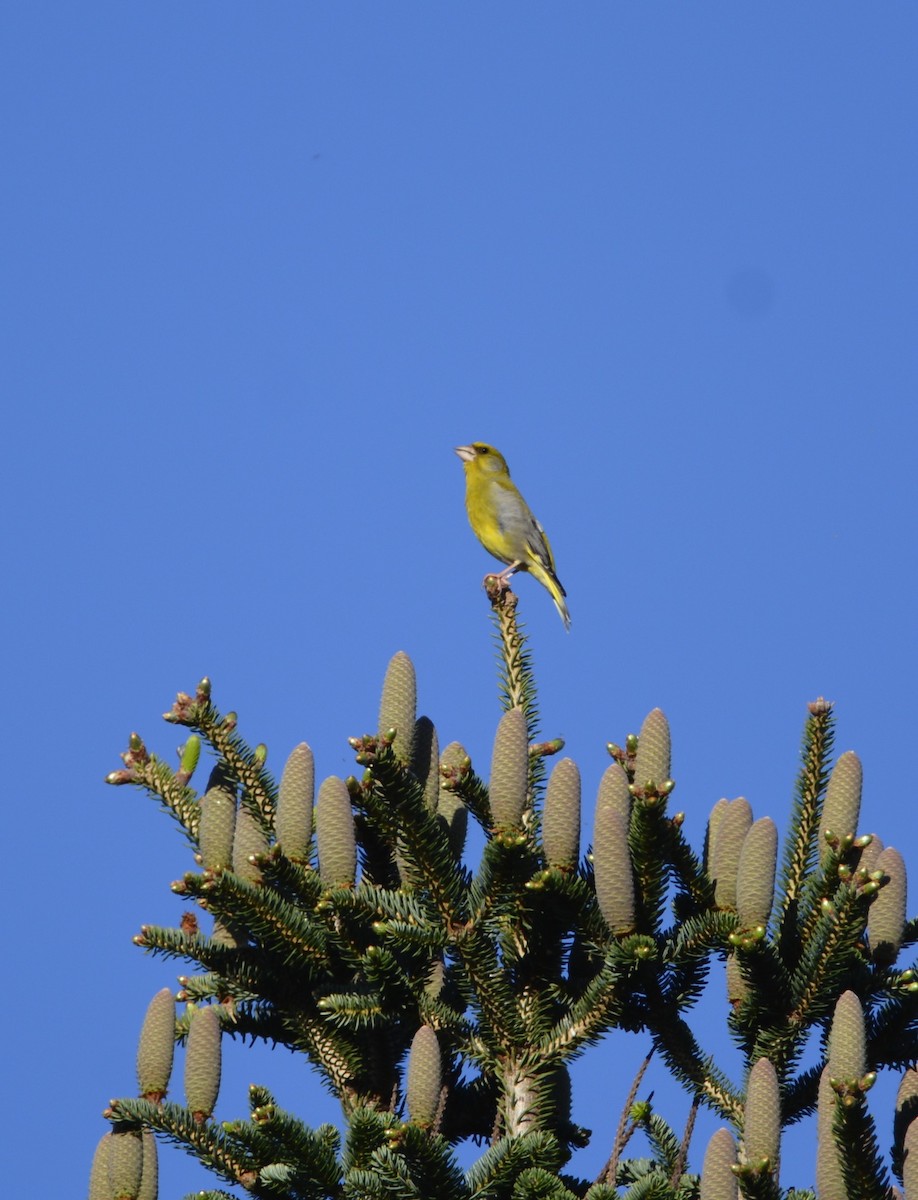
[455,442,570,630]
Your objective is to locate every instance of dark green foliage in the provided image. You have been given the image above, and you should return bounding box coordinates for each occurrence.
[97,593,918,1199]
[829,1085,891,1200]
[777,698,835,921]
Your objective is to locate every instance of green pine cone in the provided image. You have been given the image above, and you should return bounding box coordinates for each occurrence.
[412,716,439,810]
[593,803,635,935]
[489,707,528,830]
[210,915,245,948]
[821,750,863,862]
[744,1057,780,1176]
[816,1066,846,1200]
[828,989,866,1081]
[596,762,631,823]
[869,845,907,961]
[136,987,176,1100]
[895,1069,918,1180]
[198,786,236,872]
[232,805,269,885]
[542,757,581,870]
[437,792,468,859]
[88,1132,111,1200]
[424,959,446,1000]
[736,817,778,929]
[184,1005,222,1120]
[406,1024,442,1127]
[632,707,671,789]
[710,797,753,911]
[704,797,730,873]
[276,742,314,862]
[439,741,469,774]
[898,1067,918,1122]
[316,776,357,888]
[378,650,417,765]
[138,1129,158,1200]
[700,1126,738,1200]
[725,953,746,1007]
[437,741,469,858]
[904,1118,918,1200]
[108,1126,144,1200]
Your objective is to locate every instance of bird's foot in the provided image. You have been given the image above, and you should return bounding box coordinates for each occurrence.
[482,573,517,612]
[483,569,514,594]
[482,573,519,621]
[486,562,520,586]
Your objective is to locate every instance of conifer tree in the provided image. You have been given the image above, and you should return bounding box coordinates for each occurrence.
[93,583,918,1199]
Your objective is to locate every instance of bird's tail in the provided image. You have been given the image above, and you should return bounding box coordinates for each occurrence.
[529,562,571,631]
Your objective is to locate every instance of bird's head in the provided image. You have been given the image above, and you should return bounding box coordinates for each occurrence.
[454,443,510,475]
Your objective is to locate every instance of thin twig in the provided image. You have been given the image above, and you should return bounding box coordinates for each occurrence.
[597,1046,655,1186]
[672,1094,699,1187]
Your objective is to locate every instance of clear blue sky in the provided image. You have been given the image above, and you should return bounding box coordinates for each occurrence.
[2,5,916,1195]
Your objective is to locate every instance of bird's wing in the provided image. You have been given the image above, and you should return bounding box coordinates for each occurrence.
[486,477,569,623]
[524,515,560,578]
[490,479,559,576]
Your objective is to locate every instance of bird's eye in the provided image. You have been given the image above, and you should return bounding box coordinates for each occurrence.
[478,446,488,455]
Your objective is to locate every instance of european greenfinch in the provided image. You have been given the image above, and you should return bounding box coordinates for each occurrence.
[455,442,571,631]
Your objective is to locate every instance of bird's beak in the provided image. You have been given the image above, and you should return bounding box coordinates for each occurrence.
[454,445,475,463]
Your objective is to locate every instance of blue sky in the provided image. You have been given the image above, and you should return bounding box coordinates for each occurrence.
[2,5,917,1195]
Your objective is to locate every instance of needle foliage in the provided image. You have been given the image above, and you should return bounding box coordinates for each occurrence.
[93,587,918,1200]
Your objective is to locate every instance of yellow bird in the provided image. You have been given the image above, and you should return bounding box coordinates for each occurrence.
[455,442,571,630]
